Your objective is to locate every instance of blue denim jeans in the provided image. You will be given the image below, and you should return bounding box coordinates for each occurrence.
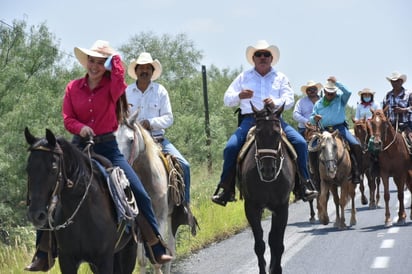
[160,138,191,203]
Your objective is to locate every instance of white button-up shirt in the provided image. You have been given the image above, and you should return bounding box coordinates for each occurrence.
[125,82,173,137]
[223,67,294,114]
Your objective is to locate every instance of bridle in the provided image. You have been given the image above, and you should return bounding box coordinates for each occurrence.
[254,114,284,182]
[28,141,95,231]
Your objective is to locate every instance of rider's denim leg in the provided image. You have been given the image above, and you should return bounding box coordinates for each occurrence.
[219,117,255,187]
[281,119,310,180]
[93,140,160,235]
[162,138,191,203]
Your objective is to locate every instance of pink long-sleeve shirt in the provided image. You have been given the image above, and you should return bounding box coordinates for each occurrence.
[62,55,127,135]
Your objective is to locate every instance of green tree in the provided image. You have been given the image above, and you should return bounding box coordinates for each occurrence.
[0,19,75,236]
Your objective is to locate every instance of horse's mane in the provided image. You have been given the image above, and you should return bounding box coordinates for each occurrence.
[56,137,92,183]
[136,123,162,164]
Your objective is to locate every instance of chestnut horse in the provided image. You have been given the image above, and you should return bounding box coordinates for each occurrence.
[237,103,295,274]
[367,107,412,226]
[352,117,381,209]
[308,130,356,229]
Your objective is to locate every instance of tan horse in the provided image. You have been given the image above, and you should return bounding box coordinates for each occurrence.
[309,130,356,229]
[367,107,412,227]
[352,117,381,209]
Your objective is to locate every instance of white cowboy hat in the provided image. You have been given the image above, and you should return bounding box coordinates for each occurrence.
[300,80,323,94]
[127,52,162,81]
[323,81,338,93]
[245,40,280,66]
[386,71,407,83]
[74,40,115,69]
[358,88,375,96]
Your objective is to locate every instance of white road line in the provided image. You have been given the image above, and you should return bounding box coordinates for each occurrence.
[380,239,395,248]
[371,256,390,269]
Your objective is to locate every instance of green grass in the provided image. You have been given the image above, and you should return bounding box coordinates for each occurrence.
[1,163,283,272]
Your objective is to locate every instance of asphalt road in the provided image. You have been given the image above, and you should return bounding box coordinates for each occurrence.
[171,180,412,274]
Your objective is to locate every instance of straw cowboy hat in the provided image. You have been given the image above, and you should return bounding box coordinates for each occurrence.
[322,81,339,93]
[386,71,407,83]
[300,80,323,94]
[358,88,375,96]
[245,40,280,66]
[127,52,162,81]
[74,40,115,69]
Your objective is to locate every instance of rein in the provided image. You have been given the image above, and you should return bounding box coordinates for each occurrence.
[30,142,95,231]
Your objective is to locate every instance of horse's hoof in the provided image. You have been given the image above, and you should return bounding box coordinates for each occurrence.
[361,196,368,205]
[396,219,406,226]
[384,221,393,228]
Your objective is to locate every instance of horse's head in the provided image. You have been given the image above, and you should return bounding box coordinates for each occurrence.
[367,106,391,152]
[251,102,283,182]
[352,117,370,150]
[116,110,144,163]
[25,127,63,228]
[317,130,340,179]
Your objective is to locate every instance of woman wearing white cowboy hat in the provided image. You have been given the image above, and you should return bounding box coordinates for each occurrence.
[211,40,318,206]
[125,52,198,233]
[355,88,380,121]
[293,80,323,135]
[25,40,172,272]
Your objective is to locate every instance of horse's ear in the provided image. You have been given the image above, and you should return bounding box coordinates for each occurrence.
[382,105,389,114]
[128,110,139,125]
[351,117,356,123]
[250,101,259,114]
[24,127,37,145]
[275,103,285,115]
[45,129,57,147]
[332,129,339,137]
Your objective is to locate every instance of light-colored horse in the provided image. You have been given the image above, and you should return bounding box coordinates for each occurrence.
[309,130,357,229]
[115,112,173,274]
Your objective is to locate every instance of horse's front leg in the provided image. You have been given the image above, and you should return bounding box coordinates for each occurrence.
[318,181,329,225]
[394,178,407,225]
[382,176,392,227]
[244,200,266,274]
[359,176,368,205]
[58,254,80,274]
[269,203,289,274]
[331,187,342,228]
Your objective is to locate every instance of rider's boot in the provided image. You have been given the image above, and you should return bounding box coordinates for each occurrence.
[137,214,173,265]
[211,170,237,207]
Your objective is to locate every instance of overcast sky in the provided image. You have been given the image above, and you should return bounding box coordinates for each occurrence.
[3,0,411,107]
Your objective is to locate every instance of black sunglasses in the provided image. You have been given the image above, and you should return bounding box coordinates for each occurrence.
[254,51,272,58]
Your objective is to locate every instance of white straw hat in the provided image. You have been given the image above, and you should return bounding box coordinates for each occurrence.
[127,52,162,80]
[245,40,280,66]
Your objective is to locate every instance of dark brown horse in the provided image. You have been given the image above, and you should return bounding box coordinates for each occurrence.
[303,122,321,223]
[237,103,295,274]
[309,130,356,229]
[367,107,412,226]
[25,128,137,273]
[352,117,381,209]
